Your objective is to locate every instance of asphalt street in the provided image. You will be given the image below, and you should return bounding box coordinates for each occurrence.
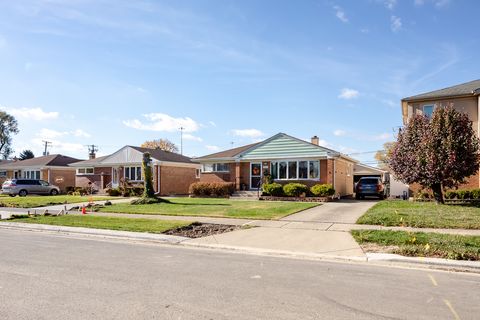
[0,229,479,320]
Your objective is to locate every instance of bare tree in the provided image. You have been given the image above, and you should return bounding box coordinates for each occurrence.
[141,138,179,153]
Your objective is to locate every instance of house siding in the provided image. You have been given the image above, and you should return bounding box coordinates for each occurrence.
[241,135,329,160]
[159,166,199,195]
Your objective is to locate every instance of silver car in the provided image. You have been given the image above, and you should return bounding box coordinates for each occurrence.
[2,179,60,197]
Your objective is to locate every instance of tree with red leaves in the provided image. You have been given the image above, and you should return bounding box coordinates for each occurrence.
[390,106,480,204]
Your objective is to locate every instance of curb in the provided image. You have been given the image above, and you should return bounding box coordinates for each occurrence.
[0,222,189,244]
[1,222,479,273]
[366,253,480,271]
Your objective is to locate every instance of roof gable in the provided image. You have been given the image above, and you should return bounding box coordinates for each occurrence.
[239,133,334,160]
[100,146,144,165]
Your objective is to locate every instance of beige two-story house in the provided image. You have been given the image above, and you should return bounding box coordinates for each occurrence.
[401,79,480,189]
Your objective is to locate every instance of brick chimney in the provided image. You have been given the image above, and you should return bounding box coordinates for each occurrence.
[311,135,319,146]
[89,150,96,160]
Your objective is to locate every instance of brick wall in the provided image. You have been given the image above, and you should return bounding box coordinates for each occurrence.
[160,165,199,195]
[48,169,77,192]
[75,167,112,189]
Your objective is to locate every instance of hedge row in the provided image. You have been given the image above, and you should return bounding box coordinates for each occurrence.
[445,189,480,200]
[415,188,480,200]
[189,182,235,197]
[262,183,335,197]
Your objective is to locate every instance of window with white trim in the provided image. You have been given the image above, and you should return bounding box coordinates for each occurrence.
[23,170,41,180]
[0,171,6,178]
[76,168,94,175]
[270,160,320,180]
[202,163,230,173]
[125,166,142,181]
[195,169,201,178]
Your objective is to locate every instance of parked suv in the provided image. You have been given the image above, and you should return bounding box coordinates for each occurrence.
[1,179,60,197]
[355,177,385,200]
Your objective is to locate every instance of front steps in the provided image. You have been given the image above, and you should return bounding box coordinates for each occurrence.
[230,190,260,200]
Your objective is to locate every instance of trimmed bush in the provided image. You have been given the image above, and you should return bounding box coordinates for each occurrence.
[106,188,121,196]
[456,190,471,200]
[310,184,335,197]
[283,183,309,197]
[262,183,284,196]
[189,182,235,197]
[444,190,457,199]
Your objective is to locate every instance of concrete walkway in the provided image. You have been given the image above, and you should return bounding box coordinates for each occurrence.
[281,199,378,223]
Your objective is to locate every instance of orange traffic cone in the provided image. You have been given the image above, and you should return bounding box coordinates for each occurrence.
[82,206,87,215]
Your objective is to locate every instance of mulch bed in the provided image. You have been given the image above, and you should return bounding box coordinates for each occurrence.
[164,222,241,238]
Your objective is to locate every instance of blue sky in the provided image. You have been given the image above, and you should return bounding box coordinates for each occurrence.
[0,0,478,164]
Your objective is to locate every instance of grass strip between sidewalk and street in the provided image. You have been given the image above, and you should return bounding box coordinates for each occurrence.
[0,195,115,208]
[5,215,191,234]
[97,197,319,220]
[356,200,480,229]
[352,229,480,261]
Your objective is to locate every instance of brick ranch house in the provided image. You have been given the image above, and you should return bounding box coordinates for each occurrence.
[0,154,81,192]
[401,79,480,190]
[195,132,357,197]
[69,146,200,195]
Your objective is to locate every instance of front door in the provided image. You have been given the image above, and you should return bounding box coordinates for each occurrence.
[250,163,262,189]
[112,167,119,188]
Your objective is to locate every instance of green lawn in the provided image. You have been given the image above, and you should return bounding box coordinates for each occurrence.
[352,229,480,261]
[7,215,191,234]
[98,197,318,220]
[357,200,480,229]
[0,195,116,208]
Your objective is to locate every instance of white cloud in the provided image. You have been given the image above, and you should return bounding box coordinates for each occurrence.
[372,133,392,141]
[31,138,85,155]
[360,28,369,34]
[414,0,450,7]
[231,129,264,138]
[333,6,348,23]
[391,15,402,32]
[382,99,397,108]
[72,129,91,138]
[183,133,202,142]
[208,121,217,127]
[338,88,359,99]
[36,128,91,139]
[383,0,397,10]
[37,128,65,139]
[205,145,220,151]
[3,107,59,121]
[123,113,200,132]
[333,129,347,136]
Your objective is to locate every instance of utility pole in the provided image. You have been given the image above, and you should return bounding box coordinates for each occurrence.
[42,140,52,156]
[179,127,185,155]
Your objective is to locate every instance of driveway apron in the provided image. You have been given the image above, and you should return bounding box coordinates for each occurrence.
[281,199,378,224]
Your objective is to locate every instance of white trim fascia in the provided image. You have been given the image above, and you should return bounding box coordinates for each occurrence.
[159,161,200,168]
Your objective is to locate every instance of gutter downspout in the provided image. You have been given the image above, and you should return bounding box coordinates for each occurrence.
[332,158,336,198]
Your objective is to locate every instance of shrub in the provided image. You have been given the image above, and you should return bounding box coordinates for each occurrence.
[310,184,335,197]
[444,190,457,199]
[415,190,432,200]
[470,189,480,199]
[283,183,309,197]
[456,190,472,200]
[106,188,121,196]
[189,182,235,197]
[262,183,284,196]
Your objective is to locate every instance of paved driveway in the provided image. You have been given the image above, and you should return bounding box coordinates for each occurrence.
[281,199,378,224]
